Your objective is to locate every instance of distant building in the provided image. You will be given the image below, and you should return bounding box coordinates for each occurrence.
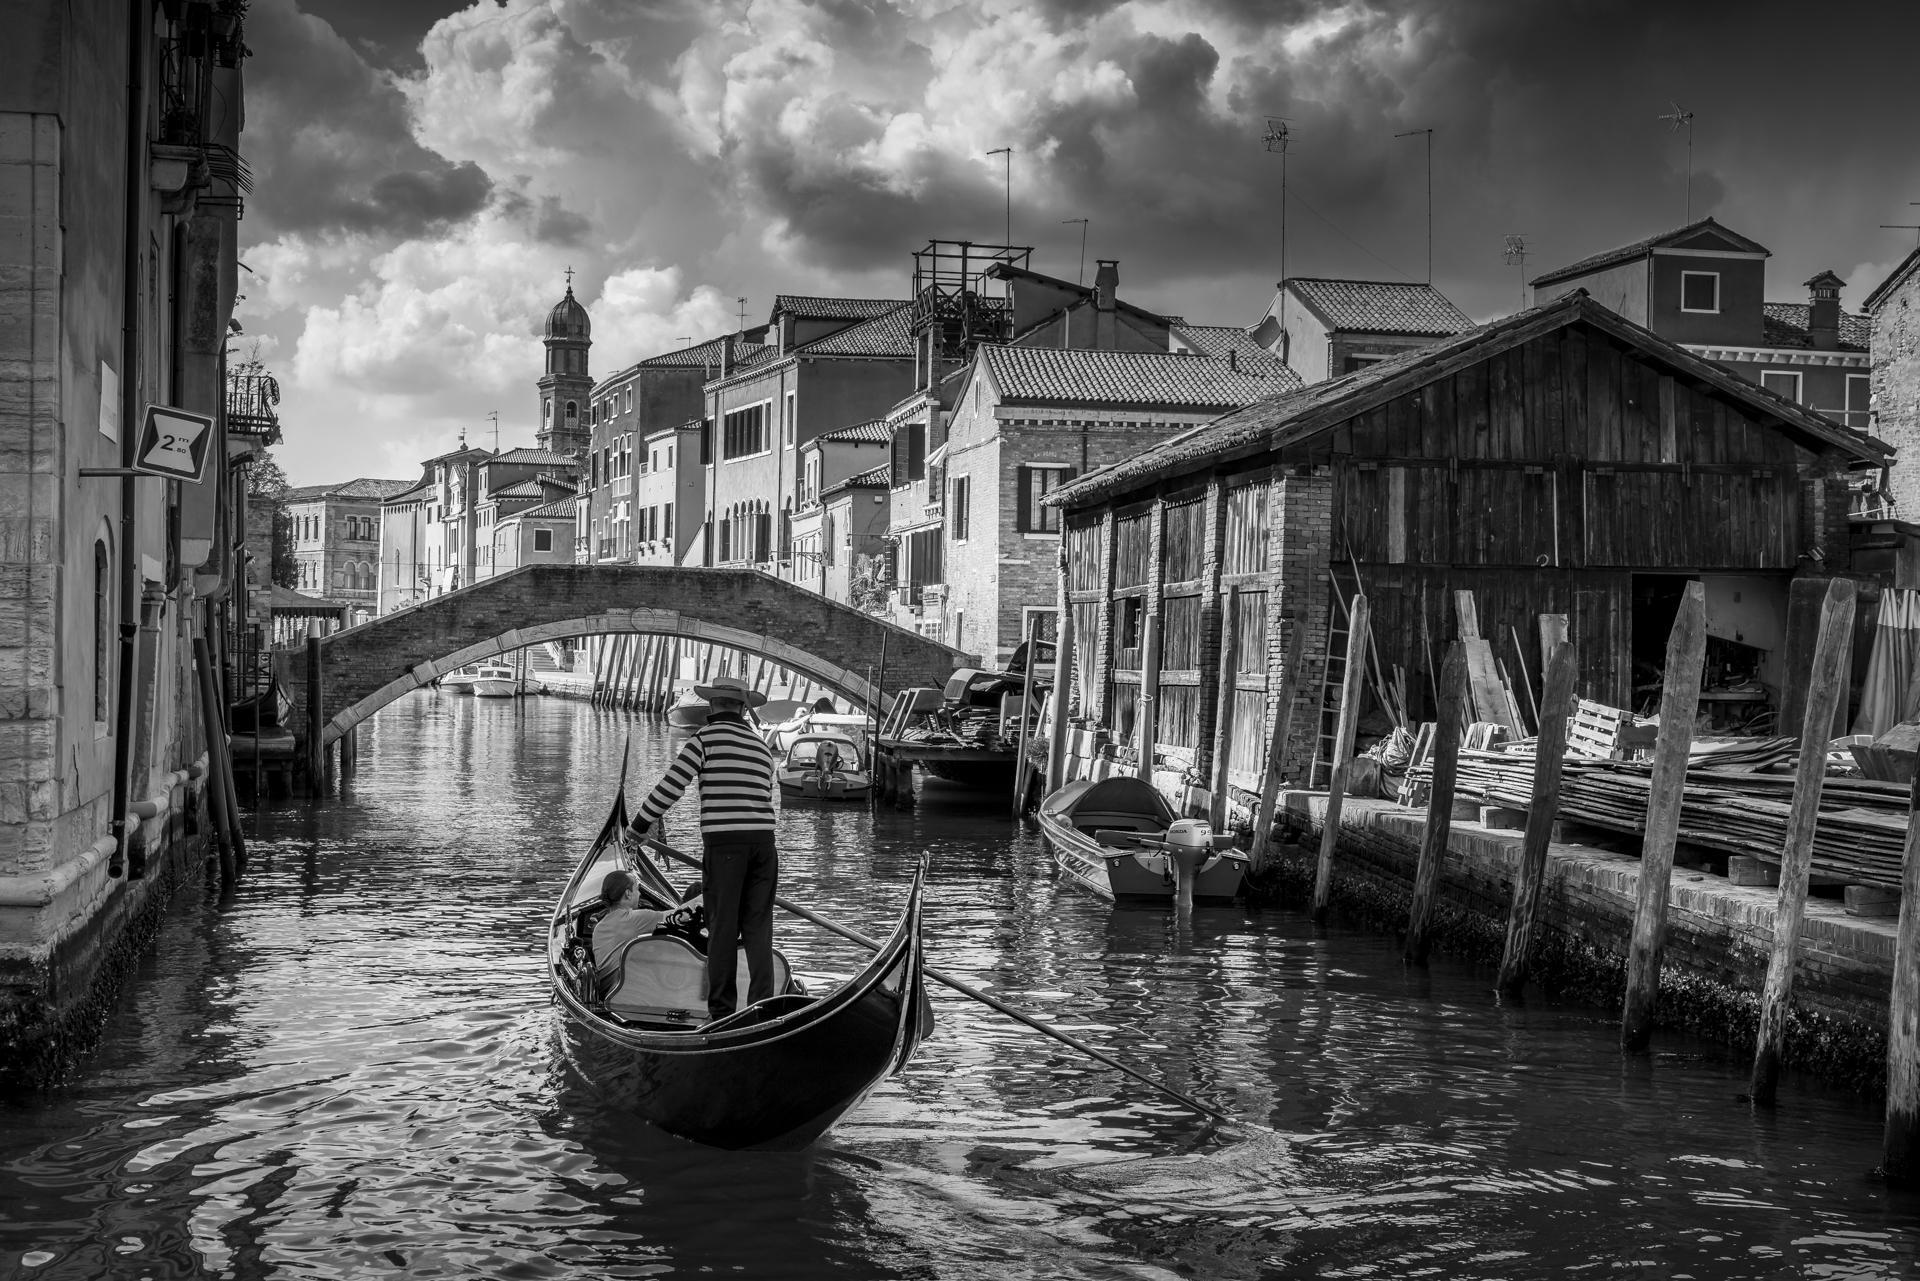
[1864,247,1920,519]
[1250,278,1473,383]
[537,282,593,457]
[791,423,893,600]
[473,464,577,582]
[377,478,432,614]
[1530,217,1873,433]
[701,297,916,572]
[395,444,577,597]
[284,478,417,612]
[584,337,739,566]
[492,496,579,575]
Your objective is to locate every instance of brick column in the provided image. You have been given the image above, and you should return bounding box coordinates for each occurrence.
[1268,467,1334,784]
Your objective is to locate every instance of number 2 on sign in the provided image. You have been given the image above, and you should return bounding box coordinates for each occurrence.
[144,421,203,468]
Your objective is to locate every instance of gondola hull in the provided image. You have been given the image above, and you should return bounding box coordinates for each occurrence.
[548,791,931,1149]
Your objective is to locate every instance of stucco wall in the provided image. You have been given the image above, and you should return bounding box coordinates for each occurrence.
[1872,271,1920,518]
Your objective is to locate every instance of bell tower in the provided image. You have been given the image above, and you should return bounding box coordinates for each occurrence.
[537,268,593,455]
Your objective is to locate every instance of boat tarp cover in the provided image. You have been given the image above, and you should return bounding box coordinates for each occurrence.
[1058,774,1173,821]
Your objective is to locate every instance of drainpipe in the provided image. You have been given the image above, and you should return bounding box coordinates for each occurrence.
[110,0,151,879]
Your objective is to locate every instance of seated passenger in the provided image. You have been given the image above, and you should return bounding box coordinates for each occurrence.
[592,869,676,977]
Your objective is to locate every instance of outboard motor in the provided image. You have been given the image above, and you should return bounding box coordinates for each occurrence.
[1164,819,1214,912]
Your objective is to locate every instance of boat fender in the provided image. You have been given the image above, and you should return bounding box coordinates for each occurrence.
[1164,819,1214,874]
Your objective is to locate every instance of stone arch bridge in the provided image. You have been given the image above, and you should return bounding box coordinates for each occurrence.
[276,565,971,747]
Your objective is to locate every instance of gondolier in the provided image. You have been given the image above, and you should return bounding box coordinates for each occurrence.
[624,674,778,1020]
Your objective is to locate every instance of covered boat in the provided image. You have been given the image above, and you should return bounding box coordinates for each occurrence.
[471,663,519,697]
[1036,775,1248,903]
[548,787,933,1148]
[439,664,484,694]
[777,733,871,802]
[666,688,708,728]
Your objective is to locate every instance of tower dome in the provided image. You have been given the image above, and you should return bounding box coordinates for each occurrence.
[545,285,591,340]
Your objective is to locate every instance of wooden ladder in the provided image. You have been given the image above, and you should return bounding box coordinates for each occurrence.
[1311,568,1357,787]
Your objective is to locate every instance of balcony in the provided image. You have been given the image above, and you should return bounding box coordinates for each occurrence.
[226,371,280,442]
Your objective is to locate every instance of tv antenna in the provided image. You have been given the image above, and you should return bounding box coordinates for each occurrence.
[1503,235,1530,310]
[1395,127,1434,283]
[736,297,748,332]
[986,147,1014,245]
[1885,203,1920,247]
[1261,116,1292,285]
[1659,101,1696,222]
[1061,218,1090,284]
[486,409,499,452]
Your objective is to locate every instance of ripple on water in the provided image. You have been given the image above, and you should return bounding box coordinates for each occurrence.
[3,695,1919,1279]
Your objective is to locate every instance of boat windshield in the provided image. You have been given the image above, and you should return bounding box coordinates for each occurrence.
[788,738,861,769]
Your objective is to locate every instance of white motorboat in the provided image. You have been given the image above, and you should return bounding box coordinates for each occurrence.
[471,664,520,698]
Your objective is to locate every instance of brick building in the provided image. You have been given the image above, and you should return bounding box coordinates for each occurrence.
[286,478,415,610]
[1047,292,1888,805]
[1250,278,1473,382]
[1864,247,1920,519]
[583,336,737,566]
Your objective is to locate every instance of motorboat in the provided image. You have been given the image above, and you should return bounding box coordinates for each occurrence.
[439,665,484,695]
[777,733,872,802]
[1036,775,1247,903]
[547,781,932,1148]
[471,664,520,698]
[666,688,708,729]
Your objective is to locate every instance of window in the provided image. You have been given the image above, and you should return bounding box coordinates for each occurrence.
[949,475,970,541]
[565,400,578,425]
[667,444,673,467]
[825,513,836,566]
[1016,465,1074,534]
[534,529,552,552]
[1680,271,1720,314]
[1761,370,1803,403]
[624,387,633,412]
[723,402,770,459]
[544,398,552,423]
[784,390,797,447]
[1846,374,1872,431]
[94,540,110,722]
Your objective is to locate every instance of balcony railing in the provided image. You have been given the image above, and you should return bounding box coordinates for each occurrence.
[226,372,280,441]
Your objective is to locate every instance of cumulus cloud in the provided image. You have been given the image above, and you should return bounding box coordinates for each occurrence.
[241,0,1920,484]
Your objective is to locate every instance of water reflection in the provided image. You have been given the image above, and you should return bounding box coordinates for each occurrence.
[2,692,1919,1278]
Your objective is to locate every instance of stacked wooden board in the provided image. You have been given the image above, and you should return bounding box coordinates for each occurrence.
[1449,749,1910,889]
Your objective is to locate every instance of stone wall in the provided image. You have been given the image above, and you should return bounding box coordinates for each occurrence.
[1872,267,1920,518]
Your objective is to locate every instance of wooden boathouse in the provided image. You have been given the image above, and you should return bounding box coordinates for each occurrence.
[1042,290,1892,805]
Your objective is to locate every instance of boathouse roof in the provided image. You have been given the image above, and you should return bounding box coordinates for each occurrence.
[1046,291,1892,508]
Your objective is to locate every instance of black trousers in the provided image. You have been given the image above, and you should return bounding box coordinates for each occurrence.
[702,830,778,1018]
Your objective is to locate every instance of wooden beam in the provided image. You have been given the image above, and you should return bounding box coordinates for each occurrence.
[1209,586,1241,828]
[1621,580,1707,1052]
[1045,601,1077,797]
[1751,576,1856,1104]
[1496,637,1579,994]
[1405,642,1468,963]
[1883,762,1920,1182]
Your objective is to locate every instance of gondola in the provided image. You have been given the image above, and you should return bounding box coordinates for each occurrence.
[666,688,708,729]
[547,783,933,1149]
[1036,775,1248,903]
[228,678,292,734]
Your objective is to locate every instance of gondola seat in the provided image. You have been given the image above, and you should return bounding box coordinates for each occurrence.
[602,935,793,1026]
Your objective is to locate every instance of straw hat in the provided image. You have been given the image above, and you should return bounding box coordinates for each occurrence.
[693,674,768,708]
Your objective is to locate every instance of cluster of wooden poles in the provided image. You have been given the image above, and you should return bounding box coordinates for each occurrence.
[1303,576,1920,1180]
[189,599,247,886]
[584,635,826,712]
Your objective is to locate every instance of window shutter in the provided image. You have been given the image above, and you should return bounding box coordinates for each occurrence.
[1015,466,1030,533]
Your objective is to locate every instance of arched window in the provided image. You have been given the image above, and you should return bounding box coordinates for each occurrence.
[543,397,552,423]
[565,400,578,425]
[94,540,110,721]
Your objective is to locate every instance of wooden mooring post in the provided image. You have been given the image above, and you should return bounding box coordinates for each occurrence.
[1495,637,1578,995]
[1405,641,1468,963]
[1248,621,1311,876]
[1312,594,1369,921]
[1883,763,1920,1181]
[1208,587,1242,830]
[1750,576,1856,1105]
[304,630,326,798]
[1621,580,1707,1052]
[1044,603,1077,797]
[1135,610,1162,783]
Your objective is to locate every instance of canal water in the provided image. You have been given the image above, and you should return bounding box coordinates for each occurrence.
[4,693,1918,1279]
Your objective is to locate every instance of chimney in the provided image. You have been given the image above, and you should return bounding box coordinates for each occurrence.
[1093,259,1119,311]
[719,332,735,378]
[1805,270,1844,351]
[1227,348,1238,372]
[779,311,795,355]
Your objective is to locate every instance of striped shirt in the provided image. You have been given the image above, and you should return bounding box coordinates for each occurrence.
[633,713,777,835]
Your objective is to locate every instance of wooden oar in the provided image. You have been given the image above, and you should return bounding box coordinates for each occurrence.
[639,837,1235,1127]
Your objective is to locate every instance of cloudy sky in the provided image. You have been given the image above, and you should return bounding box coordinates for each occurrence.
[241,0,1920,486]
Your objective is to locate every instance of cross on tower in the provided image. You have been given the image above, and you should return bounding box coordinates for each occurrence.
[564,265,574,288]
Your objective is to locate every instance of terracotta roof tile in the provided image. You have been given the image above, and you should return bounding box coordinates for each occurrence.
[1760,302,1870,352]
[773,295,911,321]
[516,497,578,520]
[826,464,892,495]
[1286,278,1473,336]
[816,420,892,444]
[1172,324,1292,376]
[637,335,769,368]
[798,303,916,357]
[490,448,578,466]
[979,345,1301,409]
[285,477,416,502]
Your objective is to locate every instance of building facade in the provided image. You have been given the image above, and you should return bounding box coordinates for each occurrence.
[1531,219,1874,437]
[1864,248,1920,518]
[285,478,414,612]
[491,496,578,575]
[0,0,256,1080]
[1250,278,1473,383]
